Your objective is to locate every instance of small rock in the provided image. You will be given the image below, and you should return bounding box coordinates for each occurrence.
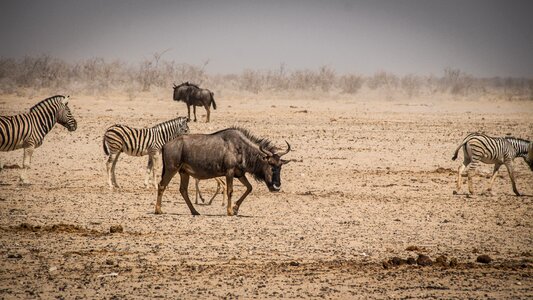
[405,245,421,251]
[49,266,58,272]
[406,257,416,265]
[476,255,492,264]
[449,257,458,267]
[382,260,391,269]
[105,259,114,265]
[109,225,123,234]
[435,255,448,266]
[390,257,406,266]
[7,253,22,259]
[289,261,299,267]
[417,254,433,266]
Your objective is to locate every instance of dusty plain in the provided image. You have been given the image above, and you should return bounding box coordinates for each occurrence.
[1,93,532,299]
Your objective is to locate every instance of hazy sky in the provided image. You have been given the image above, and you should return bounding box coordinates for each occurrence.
[1,0,532,77]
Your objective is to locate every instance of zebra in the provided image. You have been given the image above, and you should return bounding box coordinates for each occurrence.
[452,132,533,196]
[102,116,189,189]
[0,95,77,184]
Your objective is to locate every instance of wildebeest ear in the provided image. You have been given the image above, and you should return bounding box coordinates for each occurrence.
[281,159,291,165]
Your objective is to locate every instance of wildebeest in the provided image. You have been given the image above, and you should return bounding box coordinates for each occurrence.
[173,82,217,123]
[155,127,291,215]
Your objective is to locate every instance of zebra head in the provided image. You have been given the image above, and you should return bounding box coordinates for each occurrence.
[177,116,189,134]
[57,96,77,132]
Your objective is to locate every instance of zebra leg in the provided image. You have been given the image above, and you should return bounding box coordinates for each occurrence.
[193,106,197,122]
[145,155,154,188]
[504,161,521,196]
[454,164,466,194]
[194,178,202,204]
[466,162,478,195]
[487,163,502,195]
[207,178,222,205]
[151,153,160,189]
[20,147,34,185]
[106,153,115,189]
[110,152,121,188]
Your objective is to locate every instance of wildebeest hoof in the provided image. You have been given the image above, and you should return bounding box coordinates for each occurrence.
[466,194,472,198]
[452,190,458,195]
[191,211,200,216]
[155,209,163,215]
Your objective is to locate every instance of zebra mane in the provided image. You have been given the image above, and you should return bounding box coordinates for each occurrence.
[30,95,66,112]
[151,117,187,130]
[505,136,531,155]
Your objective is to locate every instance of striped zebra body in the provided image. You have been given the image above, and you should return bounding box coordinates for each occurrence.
[0,95,77,183]
[103,117,189,189]
[452,132,533,196]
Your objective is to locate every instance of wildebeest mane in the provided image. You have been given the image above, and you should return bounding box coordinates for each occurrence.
[212,127,277,182]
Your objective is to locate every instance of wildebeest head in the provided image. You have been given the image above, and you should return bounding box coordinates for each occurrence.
[173,82,191,102]
[258,141,291,192]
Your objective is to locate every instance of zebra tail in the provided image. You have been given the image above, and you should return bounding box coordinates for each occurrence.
[103,138,109,156]
[452,142,466,161]
[210,92,217,110]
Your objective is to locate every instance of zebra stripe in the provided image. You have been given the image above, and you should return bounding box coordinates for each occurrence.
[452,132,532,196]
[0,95,77,183]
[103,116,189,189]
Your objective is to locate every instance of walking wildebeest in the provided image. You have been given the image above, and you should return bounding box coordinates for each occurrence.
[173,82,217,123]
[155,127,291,216]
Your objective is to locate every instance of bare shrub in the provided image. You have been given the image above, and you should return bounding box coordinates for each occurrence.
[441,67,474,96]
[367,71,398,91]
[240,69,263,93]
[338,74,363,94]
[401,74,422,98]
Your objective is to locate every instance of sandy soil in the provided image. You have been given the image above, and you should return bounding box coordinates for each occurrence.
[1,93,532,299]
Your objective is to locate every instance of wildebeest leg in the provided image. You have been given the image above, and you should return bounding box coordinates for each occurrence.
[20,147,34,185]
[504,161,521,196]
[205,105,210,123]
[193,105,197,122]
[226,175,234,216]
[155,165,179,214]
[111,152,121,188]
[232,175,253,216]
[186,104,191,122]
[487,163,502,195]
[179,173,200,215]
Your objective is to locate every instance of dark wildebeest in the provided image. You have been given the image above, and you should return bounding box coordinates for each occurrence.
[172,82,217,123]
[155,127,291,216]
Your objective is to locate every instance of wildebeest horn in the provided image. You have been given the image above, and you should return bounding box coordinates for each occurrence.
[259,145,272,157]
[277,141,291,157]
[173,83,177,88]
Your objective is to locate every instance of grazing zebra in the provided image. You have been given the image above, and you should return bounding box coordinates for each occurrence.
[102,117,189,189]
[452,132,533,196]
[0,95,77,184]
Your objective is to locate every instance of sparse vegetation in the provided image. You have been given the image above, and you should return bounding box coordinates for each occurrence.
[0,55,531,101]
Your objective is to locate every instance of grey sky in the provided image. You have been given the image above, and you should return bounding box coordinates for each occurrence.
[1,0,532,77]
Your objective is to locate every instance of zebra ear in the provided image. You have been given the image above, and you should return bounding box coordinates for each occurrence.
[62,95,70,105]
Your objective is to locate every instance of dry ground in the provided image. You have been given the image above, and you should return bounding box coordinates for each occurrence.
[1,93,532,299]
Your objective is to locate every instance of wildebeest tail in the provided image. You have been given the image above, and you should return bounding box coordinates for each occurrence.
[210,92,217,110]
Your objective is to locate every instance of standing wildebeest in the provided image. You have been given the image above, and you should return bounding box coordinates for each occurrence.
[0,95,77,184]
[172,82,217,123]
[452,132,533,196]
[155,127,291,215]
